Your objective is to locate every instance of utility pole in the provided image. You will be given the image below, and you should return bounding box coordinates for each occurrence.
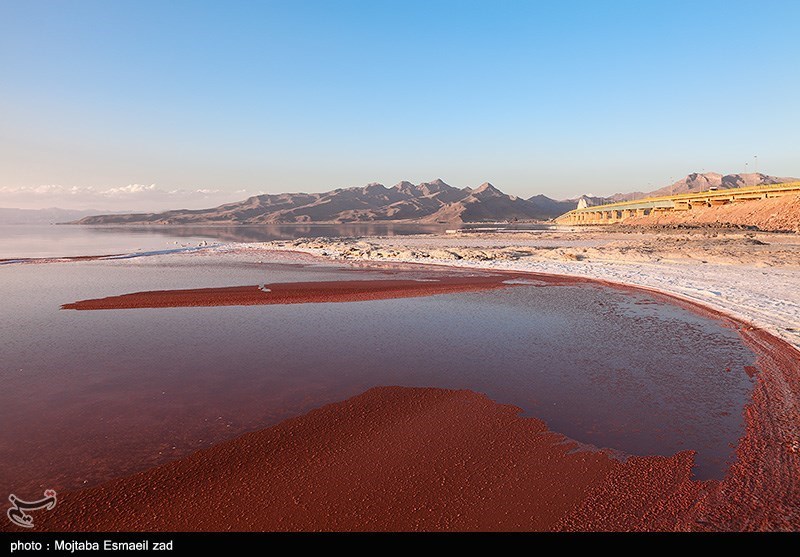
[754,155,758,174]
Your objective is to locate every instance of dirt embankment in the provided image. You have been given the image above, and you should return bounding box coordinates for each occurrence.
[623,195,800,233]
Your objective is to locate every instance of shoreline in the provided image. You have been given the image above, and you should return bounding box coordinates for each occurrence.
[3,233,798,531]
[256,231,800,351]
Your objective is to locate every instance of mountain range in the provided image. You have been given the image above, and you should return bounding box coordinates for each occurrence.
[69,172,798,225]
[73,179,566,225]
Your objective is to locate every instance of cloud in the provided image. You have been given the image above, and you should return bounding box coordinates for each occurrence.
[0,184,255,211]
[0,184,91,195]
[2,184,165,197]
[102,184,158,196]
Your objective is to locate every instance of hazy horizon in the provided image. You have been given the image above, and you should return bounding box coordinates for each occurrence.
[2,0,799,211]
[2,170,799,213]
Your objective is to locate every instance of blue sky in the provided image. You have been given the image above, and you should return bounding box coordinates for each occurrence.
[1,0,798,209]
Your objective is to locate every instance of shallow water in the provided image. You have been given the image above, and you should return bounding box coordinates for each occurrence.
[0,224,449,259]
[0,223,563,259]
[0,254,756,498]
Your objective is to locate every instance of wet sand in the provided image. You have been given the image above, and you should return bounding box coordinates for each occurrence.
[61,275,521,310]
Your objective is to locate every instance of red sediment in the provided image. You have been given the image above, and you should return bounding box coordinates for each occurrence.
[14,327,800,532]
[26,386,705,532]
[673,327,800,531]
[557,296,800,530]
[60,276,518,310]
[27,265,800,531]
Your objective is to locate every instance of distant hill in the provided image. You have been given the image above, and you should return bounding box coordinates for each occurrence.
[0,207,118,225]
[648,172,796,197]
[69,172,799,225]
[72,180,565,225]
[525,194,576,216]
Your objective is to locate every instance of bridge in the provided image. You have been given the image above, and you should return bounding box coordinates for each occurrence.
[554,181,800,225]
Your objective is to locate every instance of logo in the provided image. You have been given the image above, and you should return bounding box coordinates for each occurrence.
[7,490,57,529]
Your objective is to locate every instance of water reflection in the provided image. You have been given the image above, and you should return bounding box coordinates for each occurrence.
[86,223,450,243]
[1,223,562,259]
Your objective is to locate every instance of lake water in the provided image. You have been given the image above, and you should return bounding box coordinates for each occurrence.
[0,252,757,498]
[0,224,453,259]
[0,223,560,259]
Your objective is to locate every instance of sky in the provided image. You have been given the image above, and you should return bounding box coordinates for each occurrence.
[1,0,798,210]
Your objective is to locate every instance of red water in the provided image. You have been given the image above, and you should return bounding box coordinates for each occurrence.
[0,256,757,500]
